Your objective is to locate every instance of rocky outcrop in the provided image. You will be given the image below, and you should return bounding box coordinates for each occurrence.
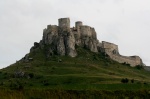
[41,18,99,57]
[29,17,145,67]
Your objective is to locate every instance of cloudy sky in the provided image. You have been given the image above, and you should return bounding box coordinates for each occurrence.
[0,0,150,69]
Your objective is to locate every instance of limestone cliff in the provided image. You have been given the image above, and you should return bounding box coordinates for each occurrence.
[29,17,144,67]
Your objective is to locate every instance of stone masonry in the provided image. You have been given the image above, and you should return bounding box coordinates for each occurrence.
[31,17,144,67]
[101,41,144,67]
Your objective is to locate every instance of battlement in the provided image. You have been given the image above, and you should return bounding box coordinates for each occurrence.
[43,25,58,34]
[47,25,57,29]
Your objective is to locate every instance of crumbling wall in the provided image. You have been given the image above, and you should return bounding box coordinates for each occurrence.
[109,54,142,67]
[43,25,58,44]
[80,26,92,38]
[91,28,97,39]
[102,41,119,55]
[71,27,81,46]
[101,41,143,67]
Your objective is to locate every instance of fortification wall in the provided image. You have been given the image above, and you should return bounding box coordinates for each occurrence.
[109,54,142,67]
[71,27,80,39]
[80,25,92,38]
[102,41,119,54]
[72,29,81,46]
[47,25,58,32]
[91,28,97,39]
[101,41,142,67]
[43,25,58,44]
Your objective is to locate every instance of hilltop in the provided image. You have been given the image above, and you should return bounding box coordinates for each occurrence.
[0,18,150,98]
[24,17,144,67]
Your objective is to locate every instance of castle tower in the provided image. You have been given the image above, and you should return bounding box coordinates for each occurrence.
[75,21,83,29]
[80,26,92,38]
[91,28,97,39]
[58,18,70,28]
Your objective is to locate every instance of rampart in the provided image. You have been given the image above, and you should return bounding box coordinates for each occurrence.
[101,41,143,67]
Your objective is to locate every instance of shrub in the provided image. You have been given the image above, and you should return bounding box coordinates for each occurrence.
[18,85,24,90]
[122,62,130,66]
[144,82,147,85]
[0,82,4,86]
[135,65,143,70]
[121,78,129,83]
[93,55,98,60]
[44,82,49,86]
[131,79,134,83]
[28,73,34,78]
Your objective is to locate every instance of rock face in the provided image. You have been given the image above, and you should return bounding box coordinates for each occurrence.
[42,18,77,57]
[30,17,145,67]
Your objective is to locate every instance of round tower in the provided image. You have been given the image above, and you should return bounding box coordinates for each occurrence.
[58,18,70,28]
[75,21,83,28]
[80,26,92,38]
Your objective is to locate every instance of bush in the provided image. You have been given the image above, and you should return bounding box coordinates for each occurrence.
[122,62,130,66]
[131,79,134,83]
[18,85,24,90]
[144,82,147,84]
[0,82,4,86]
[121,78,129,83]
[44,82,49,86]
[28,73,34,78]
[135,65,143,70]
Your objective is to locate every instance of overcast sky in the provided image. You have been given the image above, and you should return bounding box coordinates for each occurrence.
[0,0,150,69]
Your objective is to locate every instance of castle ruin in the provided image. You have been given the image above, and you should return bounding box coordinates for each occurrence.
[31,18,144,67]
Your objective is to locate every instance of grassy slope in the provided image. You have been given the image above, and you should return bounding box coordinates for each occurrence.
[0,47,150,90]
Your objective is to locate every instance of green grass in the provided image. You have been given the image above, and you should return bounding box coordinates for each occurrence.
[0,47,150,98]
[0,89,150,99]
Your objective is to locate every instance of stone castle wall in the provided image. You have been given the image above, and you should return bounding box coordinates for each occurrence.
[43,25,58,44]
[102,41,119,54]
[80,26,92,38]
[101,41,143,67]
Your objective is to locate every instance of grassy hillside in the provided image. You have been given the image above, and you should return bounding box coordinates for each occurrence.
[0,47,150,98]
[0,46,150,90]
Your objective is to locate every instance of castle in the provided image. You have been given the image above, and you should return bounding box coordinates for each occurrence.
[31,18,144,67]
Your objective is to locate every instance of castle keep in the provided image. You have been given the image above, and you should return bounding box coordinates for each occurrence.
[31,18,144,67]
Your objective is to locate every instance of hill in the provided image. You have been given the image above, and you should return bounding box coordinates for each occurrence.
[0,46,150,89]
[0,18,150,98]
[0,47,150,98]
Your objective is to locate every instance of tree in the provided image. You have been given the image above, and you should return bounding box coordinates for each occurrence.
[131,79,134,83]
[121,78,129,83]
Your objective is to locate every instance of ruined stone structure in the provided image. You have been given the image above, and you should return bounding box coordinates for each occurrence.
[30,17,144,67]
[101,41,144,67]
